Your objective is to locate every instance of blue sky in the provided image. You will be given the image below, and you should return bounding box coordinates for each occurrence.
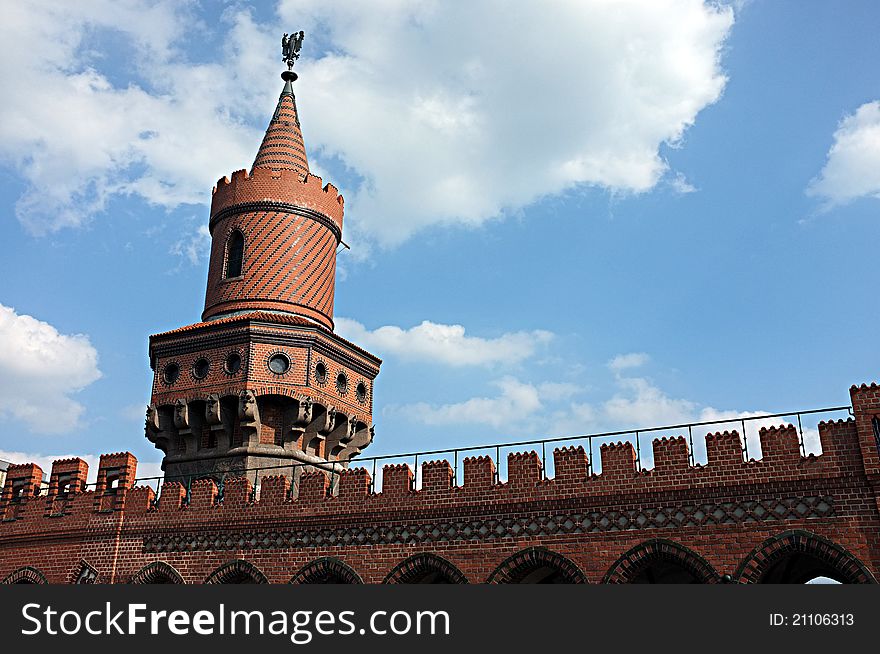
[0,1,878,479]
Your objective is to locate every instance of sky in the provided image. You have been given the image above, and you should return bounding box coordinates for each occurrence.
[0,0,878,482]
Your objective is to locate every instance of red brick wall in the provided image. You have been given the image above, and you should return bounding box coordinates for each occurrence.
[2,395,880,584]
[203,169,344,329]
[149,318,377,427]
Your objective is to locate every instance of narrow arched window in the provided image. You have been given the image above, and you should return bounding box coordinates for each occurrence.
[872,415,880,456]
[225,231,244,279]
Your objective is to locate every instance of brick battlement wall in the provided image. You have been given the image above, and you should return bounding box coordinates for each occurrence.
[2,384,880,584]
[210,168,343,229]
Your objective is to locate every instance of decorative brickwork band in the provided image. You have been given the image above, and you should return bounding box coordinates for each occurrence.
[383,553,468,584]
[734,530,878,584]
[602,539,721,584]
[209,202,341,242]
[129,561,185,585]
[486,547,588,584]
[289,557,363,584]
[204,560,269,584]
[2,566,48,585]
[142,492,838,554]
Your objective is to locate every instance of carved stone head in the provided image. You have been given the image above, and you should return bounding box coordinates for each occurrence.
[145,404,160,432]
[173,399,189,429]
[238,390,258,421]
[205,394,221,424]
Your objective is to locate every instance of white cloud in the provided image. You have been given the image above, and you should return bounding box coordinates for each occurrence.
[670,172,697,194]
[169,223,211,266]
[596,378,805,459]
[394,376,567,429]
[603,375,696,426]
[808,101,880,206]
[0,1,732,248]
[284,0,733,246]
[119,403,148,422]
[0,304,102,434]
[0,2,277,234]
[608,352,650,373]
[335,317,553,366]
[393,354,815,461]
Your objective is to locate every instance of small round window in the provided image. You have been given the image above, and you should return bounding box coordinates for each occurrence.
[268,353,290,375]
[162,362,180,384]
[225,352,242,374]
[336,372,348,394]
[356,381,368,403]
[314,361,328,384]
[193,358,210,379]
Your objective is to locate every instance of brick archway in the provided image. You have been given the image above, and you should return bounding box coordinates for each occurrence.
[289,557,363,584]
[735,530,877,584]
[487,547,587,584]
[204,560,268,584]
[130,561,184,584]
[383,553,468,584]
[603,539,721,584]
[2,566,47,585]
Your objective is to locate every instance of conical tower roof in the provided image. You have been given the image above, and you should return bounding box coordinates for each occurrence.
[251,71,310,175]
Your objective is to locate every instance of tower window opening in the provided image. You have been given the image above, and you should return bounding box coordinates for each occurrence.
[162,362,180,385]
[225,231,244,279]
[314,361,328,384]
[336,372,348,395]
[225,352,242,375]
[268,353,290,375]
[193,358,210,379]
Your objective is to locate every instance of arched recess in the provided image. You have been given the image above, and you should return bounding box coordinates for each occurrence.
[487,547,587,584]
[289,557,363,584]
[603,539,720,584]
[130,561,185,585]
[2,567,48,585]
[735,530,877,584]
[383,553,468,584]
[204,560,268,584]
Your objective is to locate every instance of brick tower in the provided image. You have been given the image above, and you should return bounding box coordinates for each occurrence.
[145,58,380,487]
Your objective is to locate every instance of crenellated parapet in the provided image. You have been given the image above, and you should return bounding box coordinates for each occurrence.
[210,168,344,233]
[1,464,43,517]
[0,415,874,537]
[47,458,88,497]
[849,383,880,477]
[2,391,880,585]
[1,452,140,525]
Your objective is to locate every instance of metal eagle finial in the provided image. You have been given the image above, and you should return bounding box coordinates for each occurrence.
[281,30,305,70]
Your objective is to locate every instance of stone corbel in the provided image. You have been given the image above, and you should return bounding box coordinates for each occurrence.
[326,412,353,452]
[294,396,313,427]
[205,394,223,430]
[145,404,160,435]
[144,404,172,453]
[173,399,191,435]
[337,423,374,462]
[319,407,336,436]
[238,389,261,446]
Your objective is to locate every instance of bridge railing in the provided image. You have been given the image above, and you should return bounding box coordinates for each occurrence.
[112,404,852,502]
